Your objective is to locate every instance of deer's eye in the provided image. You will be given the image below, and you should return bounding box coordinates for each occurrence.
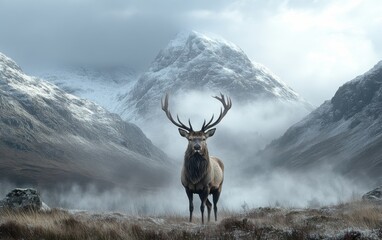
[202,138,206,141]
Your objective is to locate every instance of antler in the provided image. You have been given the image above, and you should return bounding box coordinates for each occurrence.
[201,93,232,131]
[161,93,193,132]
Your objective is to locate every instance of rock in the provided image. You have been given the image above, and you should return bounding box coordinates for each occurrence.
[0,188,49,211]
[362,186,382,201]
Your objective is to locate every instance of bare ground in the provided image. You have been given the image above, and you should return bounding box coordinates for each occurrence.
[0,201,382,239]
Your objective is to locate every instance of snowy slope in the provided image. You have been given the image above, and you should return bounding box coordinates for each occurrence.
[259,61,382,182]
[0,52,172,189]
[30,66,138,113]
[117,31,312,121]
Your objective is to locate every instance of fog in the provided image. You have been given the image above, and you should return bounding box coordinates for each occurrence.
[0,91,370,214]
[31,91,369,213]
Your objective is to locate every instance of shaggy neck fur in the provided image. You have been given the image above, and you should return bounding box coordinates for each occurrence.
[184,147,210,184]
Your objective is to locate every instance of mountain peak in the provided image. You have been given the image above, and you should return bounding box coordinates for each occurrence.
[165,30,243,53]
[151,30,246,73]
[122,31,310,120]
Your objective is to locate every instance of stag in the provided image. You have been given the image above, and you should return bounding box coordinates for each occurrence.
[161,93,232,224]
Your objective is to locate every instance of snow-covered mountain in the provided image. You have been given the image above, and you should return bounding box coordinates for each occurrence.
[104,31,313,165]
[30,66,138,113]
[258,61,382,182]
[117,31,312,121]
[28,31,313,164]
[0,52,172,189]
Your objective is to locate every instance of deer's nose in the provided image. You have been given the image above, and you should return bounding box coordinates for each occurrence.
[194,144,201,151]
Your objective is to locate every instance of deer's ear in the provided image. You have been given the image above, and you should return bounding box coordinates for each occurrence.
[205,128,216,138]
[178,128,189,138]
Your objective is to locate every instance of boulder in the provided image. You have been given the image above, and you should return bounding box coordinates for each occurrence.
[362,186,382,201]
[0,188,49,211]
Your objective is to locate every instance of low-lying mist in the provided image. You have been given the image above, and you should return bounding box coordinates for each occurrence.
[1,168,368,215]
[0,91,370,214]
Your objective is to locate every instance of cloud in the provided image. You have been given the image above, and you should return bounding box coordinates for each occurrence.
[0,1,182,70]
[265,0,381,104]
[0,0,381,104]
[181,0,382,105]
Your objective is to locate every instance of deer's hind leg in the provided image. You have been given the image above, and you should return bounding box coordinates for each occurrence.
[212,190,221,221]
[206,198,212,222]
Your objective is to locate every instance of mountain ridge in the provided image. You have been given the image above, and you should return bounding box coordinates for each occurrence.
[0,52,172,189]
[258,60,382,182]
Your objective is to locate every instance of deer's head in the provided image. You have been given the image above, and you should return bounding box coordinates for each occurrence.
[161,93,232,155]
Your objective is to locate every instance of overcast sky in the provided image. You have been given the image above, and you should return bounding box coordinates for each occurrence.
[0,0,381,105]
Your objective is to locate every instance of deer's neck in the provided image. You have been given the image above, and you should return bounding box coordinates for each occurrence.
[184,148,210,185]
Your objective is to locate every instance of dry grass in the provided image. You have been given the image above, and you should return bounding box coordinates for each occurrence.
[0,209,133,240]
[337,201,382,229]
[0,201,382,239]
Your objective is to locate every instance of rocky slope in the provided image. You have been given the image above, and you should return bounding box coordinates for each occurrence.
[259,61,382,182]
[0,52,172,189]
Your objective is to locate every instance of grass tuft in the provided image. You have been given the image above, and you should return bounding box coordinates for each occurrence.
[219,217,255,232]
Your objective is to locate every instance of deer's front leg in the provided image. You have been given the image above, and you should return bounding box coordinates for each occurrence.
[185,188,193,222]
[199,188,209,224]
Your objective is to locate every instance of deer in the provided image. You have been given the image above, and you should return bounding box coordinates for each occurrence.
[161,93,232,224]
